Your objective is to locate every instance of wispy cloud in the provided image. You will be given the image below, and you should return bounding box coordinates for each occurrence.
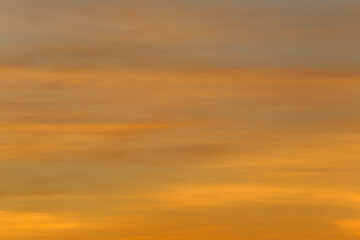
[1,0,360,239]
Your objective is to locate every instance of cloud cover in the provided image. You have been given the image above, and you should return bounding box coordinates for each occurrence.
[1,0,360,239]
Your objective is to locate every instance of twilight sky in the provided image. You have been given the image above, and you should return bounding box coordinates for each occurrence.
[1,0,360,239]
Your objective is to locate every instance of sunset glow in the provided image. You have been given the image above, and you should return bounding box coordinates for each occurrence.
[1,0,360,239]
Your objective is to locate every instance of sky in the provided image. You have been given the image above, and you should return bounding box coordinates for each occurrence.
[1,0,360,239]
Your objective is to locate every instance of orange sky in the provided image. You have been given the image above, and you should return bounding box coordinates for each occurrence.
[1,0,360,239]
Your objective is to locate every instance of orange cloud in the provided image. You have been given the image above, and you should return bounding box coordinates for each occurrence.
[1,0,360,239]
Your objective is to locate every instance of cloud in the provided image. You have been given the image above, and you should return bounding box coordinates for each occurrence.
[336,218,360,236]
[1,66,360,166]
[0,122,187,162]
[140,183,360,209]
[0,210,82,239]
[1,0,359,69]
[1,1,360,239]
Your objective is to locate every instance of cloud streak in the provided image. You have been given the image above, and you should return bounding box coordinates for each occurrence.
[1,0,360,239]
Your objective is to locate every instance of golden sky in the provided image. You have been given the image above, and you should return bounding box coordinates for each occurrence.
[1,0,360,239]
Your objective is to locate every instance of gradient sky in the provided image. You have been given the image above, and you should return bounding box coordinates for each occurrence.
[1,0,360,239]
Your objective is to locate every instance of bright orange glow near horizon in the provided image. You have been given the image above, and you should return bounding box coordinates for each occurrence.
[1,0,360,239]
